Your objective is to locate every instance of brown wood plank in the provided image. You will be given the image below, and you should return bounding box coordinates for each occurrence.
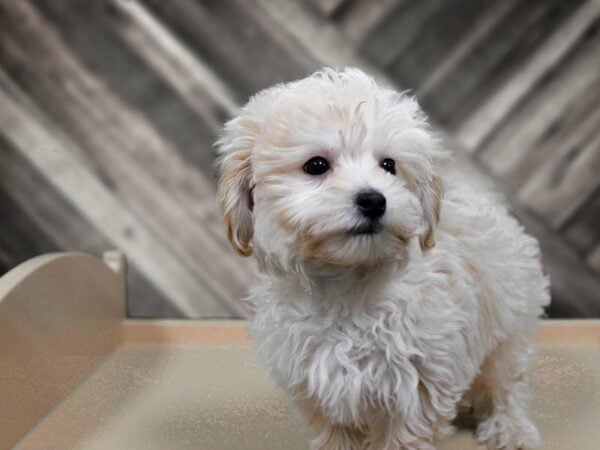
[142,0,317,100]
[419,0,584,128]
[359,0,443,69]
[0,133,180,318]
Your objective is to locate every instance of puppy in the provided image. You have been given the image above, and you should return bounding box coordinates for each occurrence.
[216,68,549,450]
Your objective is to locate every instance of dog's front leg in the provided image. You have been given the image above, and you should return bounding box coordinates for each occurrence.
[364,415,437,450]
[293,393,364,450]
[310,423,365,450]
[472,339,541,450]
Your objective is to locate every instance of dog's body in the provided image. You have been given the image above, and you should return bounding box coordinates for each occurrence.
[217,68,549,450]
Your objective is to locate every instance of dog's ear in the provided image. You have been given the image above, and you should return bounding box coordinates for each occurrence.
[216,115,257,257]
[418,173,443,251]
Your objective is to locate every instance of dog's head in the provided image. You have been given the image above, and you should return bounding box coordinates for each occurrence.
[217,68,445,271]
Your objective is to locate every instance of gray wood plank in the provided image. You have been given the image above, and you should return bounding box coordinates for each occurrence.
[252,0,397,85]
[478,20,600,184]
[0,71,248,319]
[490,74,600,195]
[518,123,600,230]
[359,0,443,69]
[562,187,600,258]
[29,0,221,176]
[513,206,600,318]
[587,241,600,275]
[477,25,600,229]
[0,188,58,273]
[457,0,600,151]
[338,0,403,43]
[419,0,583,128]
[0,132,181,318]
[0,0,253,318]
[308,0,349,18]
[111,0,239,123]
[416,0,516,101]
[387,0,491,91]
[142,0,317,100]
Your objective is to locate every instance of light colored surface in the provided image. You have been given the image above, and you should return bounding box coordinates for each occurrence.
[1,253,599,449]
[16,343,309,450]
[11,321,600,450]
[0,252,124,449]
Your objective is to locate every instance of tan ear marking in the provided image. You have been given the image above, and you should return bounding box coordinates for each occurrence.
[216,119,256,257]
[419,174,443,252]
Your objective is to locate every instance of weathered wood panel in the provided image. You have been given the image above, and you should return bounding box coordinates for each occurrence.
[517,112,600,229]
[419,0,584,128]
[113,0,239,126]
[456,0,600,151]
[360,0,443,69]
[0,188,58,273]
[337,0,402,44]
[253,0,383,72]
[563,186,600,257]
[478,20,600,182]
[387,0,492,91]
[143,0,317,100]
[508,201,600,318]
[0,132,177,317]
[588,243,600,274]
[308,0,349,18]
[30,0,221,176]
[415,1,516,101]
[0,0,252,317]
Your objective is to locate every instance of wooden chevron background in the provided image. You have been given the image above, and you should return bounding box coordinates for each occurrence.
[0,0,599,318]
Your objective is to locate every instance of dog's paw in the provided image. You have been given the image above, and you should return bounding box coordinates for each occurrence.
[476,413,540,450]
[310,426,362,450]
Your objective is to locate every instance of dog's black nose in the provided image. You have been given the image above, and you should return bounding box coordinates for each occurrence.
[355,190,386,219]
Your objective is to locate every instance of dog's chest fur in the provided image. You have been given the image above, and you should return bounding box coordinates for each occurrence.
[248,260,483,426]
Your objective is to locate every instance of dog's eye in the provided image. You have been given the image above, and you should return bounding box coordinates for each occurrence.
[303,157,330,175]
[381,158,396,175]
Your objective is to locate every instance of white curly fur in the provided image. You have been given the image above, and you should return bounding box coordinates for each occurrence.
[216,68,550,450]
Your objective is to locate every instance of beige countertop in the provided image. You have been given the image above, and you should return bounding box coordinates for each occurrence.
[1,253,599,449]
